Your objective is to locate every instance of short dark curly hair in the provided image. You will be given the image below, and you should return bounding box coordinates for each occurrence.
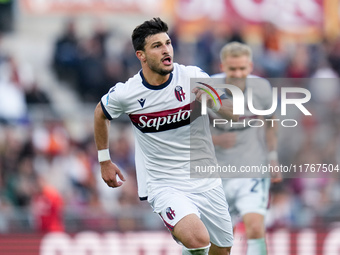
[131,17,169,52]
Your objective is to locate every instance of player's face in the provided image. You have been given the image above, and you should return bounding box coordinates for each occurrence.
[142,33,174,76]
[221,55,253,89]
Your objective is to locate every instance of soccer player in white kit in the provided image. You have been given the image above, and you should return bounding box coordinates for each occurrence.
[211,42,282,255]
[94,18,237,255]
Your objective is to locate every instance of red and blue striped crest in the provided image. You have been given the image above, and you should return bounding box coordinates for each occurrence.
[166,207,176,220]
[175,86,186,102]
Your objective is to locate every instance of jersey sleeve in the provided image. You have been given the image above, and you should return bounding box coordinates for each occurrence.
[194,66,210,79]
[100,83,125,120]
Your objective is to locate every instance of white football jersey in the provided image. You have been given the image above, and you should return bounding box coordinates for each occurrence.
[211,73,274,177]
[101,63,221,199]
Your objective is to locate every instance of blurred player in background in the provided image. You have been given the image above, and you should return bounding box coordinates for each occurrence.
[94,18,238,255]
[211,42,282,255]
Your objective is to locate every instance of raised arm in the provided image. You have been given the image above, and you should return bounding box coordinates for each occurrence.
[94,103,125,188]
[192,87,239,122]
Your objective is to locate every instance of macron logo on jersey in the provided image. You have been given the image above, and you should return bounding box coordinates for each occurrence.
[138,98,146,108]
[129,103,200,133]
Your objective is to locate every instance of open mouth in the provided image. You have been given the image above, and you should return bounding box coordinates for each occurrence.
[162,56,172,65]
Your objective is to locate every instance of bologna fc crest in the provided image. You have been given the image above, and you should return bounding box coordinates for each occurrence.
[175,86,186,102]
[166,207,176,220]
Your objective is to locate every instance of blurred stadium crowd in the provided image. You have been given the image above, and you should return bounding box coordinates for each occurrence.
[0,3,340,235]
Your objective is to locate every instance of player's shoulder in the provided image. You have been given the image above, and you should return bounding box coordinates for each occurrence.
[174,63,210,78]
[111,71,142,92]
[247,74,271,90]
[211,72,226,78]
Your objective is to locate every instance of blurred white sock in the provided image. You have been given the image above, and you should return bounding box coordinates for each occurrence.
[182,244,210,255]
[247,238,267,255]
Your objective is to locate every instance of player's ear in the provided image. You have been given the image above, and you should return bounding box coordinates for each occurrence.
[136,50,146,62]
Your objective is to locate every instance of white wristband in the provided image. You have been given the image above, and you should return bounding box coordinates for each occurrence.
[268,151,278,161]
[211,103,221,112]
[98,149,111,162]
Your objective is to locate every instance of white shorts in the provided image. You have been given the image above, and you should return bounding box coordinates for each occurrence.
[148,184,233,248]
[222,178,270,224]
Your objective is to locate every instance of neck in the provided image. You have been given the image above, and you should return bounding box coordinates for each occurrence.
[238,82,246,92]
[142,67,170,86]
[225,78,246,93]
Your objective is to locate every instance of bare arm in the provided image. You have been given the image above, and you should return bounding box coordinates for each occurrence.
[212,132,237,149]
[265,116,278,153]
[94,102,111,150]
[94,102,125,188]
[217,98,239,122]
[266,115,282,183]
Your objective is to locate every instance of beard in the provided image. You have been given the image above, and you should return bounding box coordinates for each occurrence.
[147,59,173,76]
[156,67,173,76]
